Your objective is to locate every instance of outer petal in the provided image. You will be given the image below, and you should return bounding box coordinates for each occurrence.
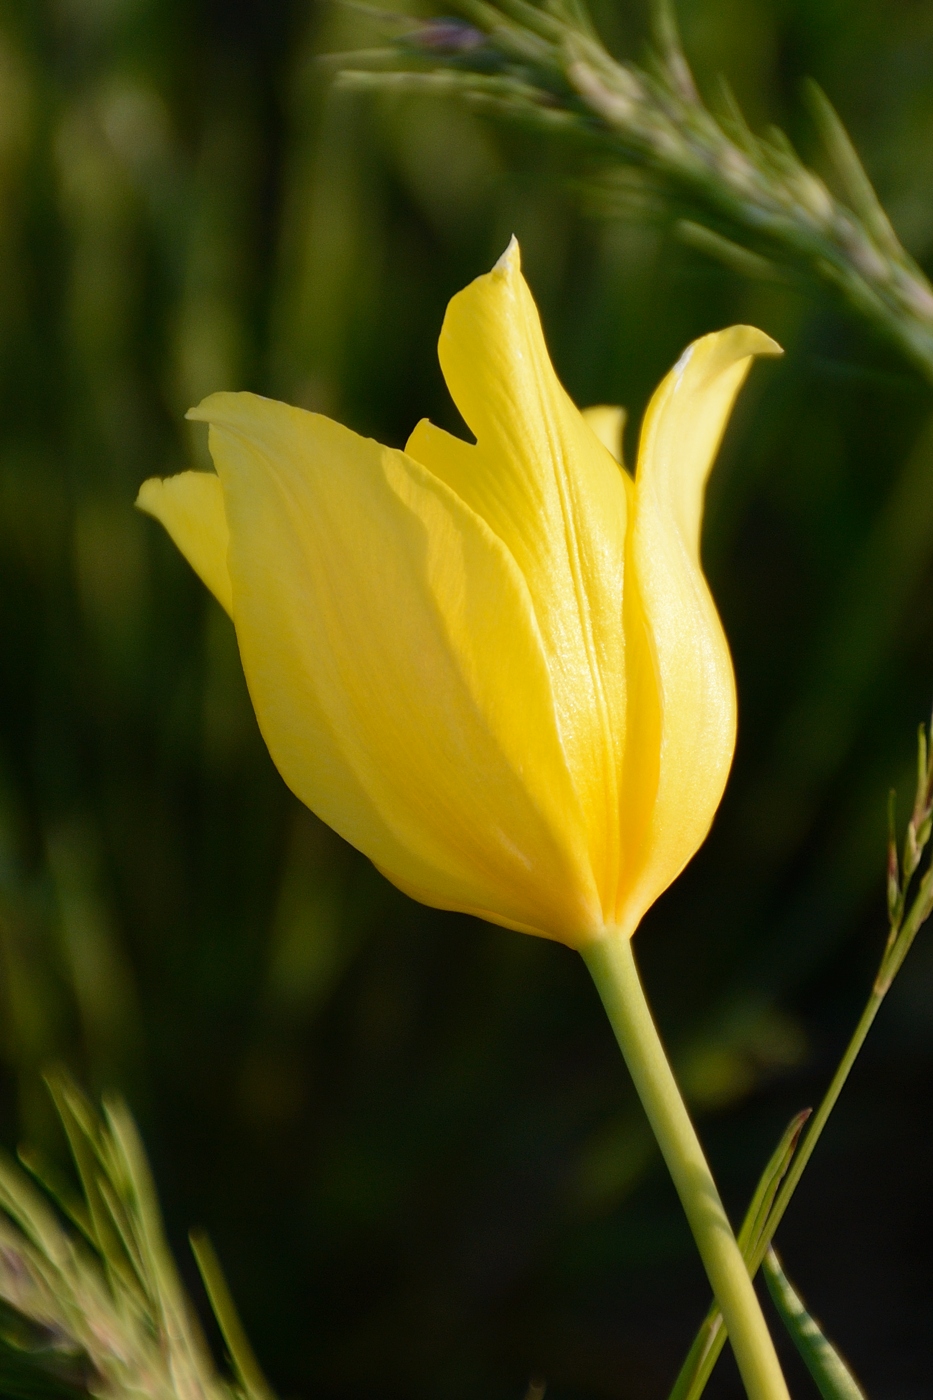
[613,326,782,937]
[136,471,233,616]
[188,391,602,943]
[405,240,632,922]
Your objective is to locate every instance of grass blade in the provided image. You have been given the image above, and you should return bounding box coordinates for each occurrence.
[737,1110,811,1258]
[763,1249,866,1400]
[190,1231,276,1400]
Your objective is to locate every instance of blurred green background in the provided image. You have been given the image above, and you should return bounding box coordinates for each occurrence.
[1,0,933,1396]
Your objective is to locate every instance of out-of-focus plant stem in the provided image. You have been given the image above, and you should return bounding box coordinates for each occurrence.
[337,0,933,386]
[584,935,790,1400]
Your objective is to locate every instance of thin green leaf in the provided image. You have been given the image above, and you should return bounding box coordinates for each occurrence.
[102,1096,218,1384]
[666,1310,723,1400]
[676,220,780,282]
[43,1076,134,1296]
[763,1249,866,1400]
[190,1231,276,1400]
[0,1155,73,1271]
[15,1148,93,1246]
[805,80,900,259]
[649,0,697,101]
[544,0,595,39]
[886,789,900,926]
[737,1110,811,1259]
[712,76,758,155]
[916,722,928,810]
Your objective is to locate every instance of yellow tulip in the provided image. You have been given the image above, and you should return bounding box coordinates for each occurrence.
[139,241,790,1400]
[138,239,778,950]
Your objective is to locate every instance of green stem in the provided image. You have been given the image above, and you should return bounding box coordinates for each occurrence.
[760,869,932,1262]
[582,934,789,1400]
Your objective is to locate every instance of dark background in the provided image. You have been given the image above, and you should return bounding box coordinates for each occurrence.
[1,0,932,1396]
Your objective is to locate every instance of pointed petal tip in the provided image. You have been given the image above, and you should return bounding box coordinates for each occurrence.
[493,234,521,275]
[733,324,783,358]
[667,324,782,397]
[703,323,783,363]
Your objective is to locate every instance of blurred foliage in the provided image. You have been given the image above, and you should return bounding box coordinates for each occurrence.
[0,0,933,1398]
[0,1073,267,1400]
[338,0,933,387]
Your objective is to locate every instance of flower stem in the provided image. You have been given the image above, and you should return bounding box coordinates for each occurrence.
[582,933,789,1400]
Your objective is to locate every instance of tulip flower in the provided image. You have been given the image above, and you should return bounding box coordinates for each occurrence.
[138,241,787,1400]
[138,239,775,949]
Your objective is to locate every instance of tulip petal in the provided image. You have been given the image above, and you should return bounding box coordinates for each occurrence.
[187,391,602,943]
[405,240,632,920]
[136,471,233,616]
[615,325,781,936]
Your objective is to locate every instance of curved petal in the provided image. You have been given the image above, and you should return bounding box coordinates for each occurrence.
[136,471,233,616]
[188,391,602,944]
[405,240,632,920]
[614,325,782,937]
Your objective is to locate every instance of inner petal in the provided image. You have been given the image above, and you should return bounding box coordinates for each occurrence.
[405,241,632,918]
